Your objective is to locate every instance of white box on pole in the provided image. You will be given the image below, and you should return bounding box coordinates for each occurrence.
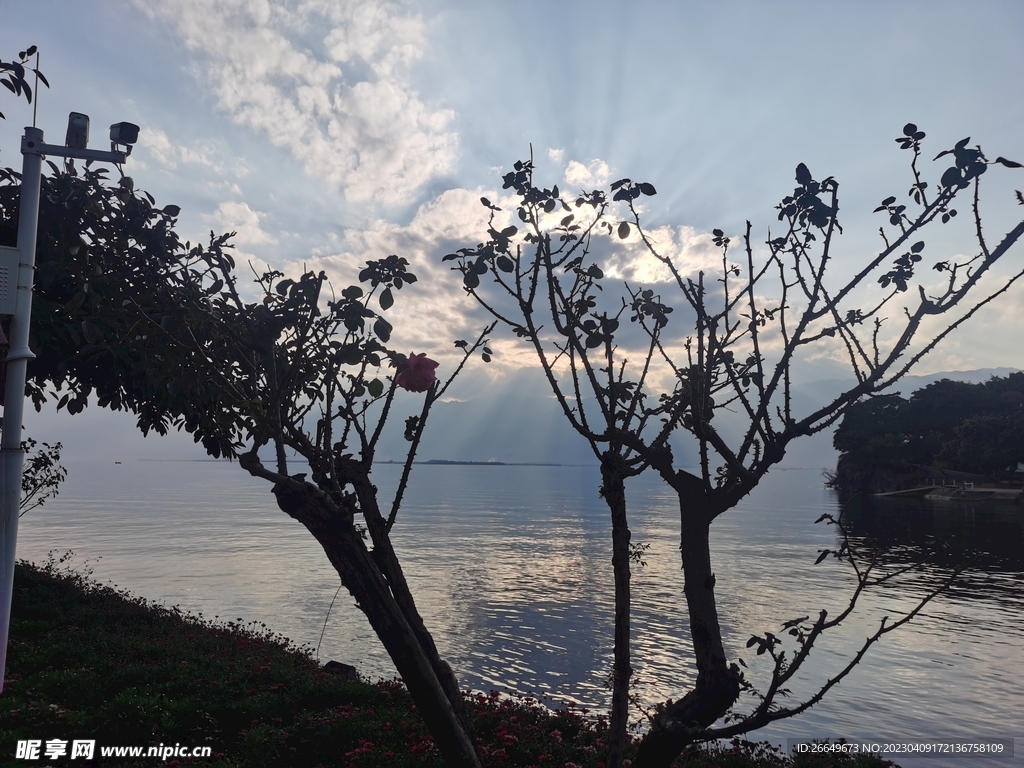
[0,246,19,316]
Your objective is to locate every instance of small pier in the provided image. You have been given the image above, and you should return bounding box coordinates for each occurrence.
[873,485,1022,503]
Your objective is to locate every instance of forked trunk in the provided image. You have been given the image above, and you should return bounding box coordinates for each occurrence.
[270,480,482,768]
[633,492,740,767]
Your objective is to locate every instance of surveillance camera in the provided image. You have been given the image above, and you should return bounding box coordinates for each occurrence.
[109,122,140,145]
[66,112,90,150]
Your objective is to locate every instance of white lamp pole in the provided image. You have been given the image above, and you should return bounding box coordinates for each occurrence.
[0,117,138,693]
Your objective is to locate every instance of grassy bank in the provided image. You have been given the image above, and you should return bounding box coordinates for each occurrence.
[1,556,896,767]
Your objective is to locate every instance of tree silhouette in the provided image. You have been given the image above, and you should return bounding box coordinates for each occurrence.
[0,160,493,766]
[446,125,1024,767]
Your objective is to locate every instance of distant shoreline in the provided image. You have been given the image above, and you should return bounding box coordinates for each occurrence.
[377,459,567,467]
[128,458,594,466]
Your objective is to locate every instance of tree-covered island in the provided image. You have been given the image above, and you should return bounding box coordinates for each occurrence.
[830,372,1024,493]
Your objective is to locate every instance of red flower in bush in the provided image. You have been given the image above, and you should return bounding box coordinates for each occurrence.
[395,353,439,392]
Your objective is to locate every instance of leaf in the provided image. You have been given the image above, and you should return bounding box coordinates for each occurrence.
[481,353,491,363]
[367,379,384,398]
[638,182,657,196]
[814,549,831,565]
[617,222,630,239]
[373,317,392,342]
[610,178,629,191]
[903,123,918,137]
[746,636,759,648]
[585,334,604,349]
[496,255,514,273]
[463,270,480,290]
[162,204,181,217]
[500,225,518,238]
[480,197,491,207]
[795,163,812,185]
[275,278,294,296]
[379,287,394,310]
[560,214,575,227]
[910,241,925,253]
[940,167,962,188]
[454,339,468,349]
[587,265,604,279]
[995,157,1024,169]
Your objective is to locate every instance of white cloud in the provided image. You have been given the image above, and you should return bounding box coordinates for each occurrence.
[563,158,610,189]
[134,0,457,206]
[206,201,278,245]
[140,127,221,170]
[602,224,726,284]
[547,147,564,164]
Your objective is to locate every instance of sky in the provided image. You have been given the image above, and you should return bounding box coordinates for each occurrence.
[1,0,1022,461]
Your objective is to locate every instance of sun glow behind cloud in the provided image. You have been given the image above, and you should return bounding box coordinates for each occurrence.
[4,0,1018,386]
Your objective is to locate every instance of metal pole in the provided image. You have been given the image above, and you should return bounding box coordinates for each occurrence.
[0,126,43,693]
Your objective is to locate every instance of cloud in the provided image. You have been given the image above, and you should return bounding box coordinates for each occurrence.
[547,147,564,164]
[206,201,278,245]
[563,159,610,189]
[601,224,726,284]
[140,127,222,171]
[134,0,457,206]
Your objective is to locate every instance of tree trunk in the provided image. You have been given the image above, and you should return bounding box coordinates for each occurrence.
[632,490,740,768]
[357,488,478,749]
[601,451,632,768]
[269,479,482,768]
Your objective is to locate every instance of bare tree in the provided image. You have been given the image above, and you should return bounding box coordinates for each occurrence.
[445,124,1024,767]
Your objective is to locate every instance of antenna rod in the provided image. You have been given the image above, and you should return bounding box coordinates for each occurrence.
[32,52,39,128]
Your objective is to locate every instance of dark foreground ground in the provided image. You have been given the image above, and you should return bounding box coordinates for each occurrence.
[1,557,898,767]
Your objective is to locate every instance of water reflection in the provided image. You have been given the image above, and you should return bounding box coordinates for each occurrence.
[838,492,1024,571]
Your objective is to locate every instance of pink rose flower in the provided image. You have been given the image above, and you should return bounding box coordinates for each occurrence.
[395,353,439,392]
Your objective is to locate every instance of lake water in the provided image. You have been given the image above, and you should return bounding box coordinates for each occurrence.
[13,460,1023,766]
